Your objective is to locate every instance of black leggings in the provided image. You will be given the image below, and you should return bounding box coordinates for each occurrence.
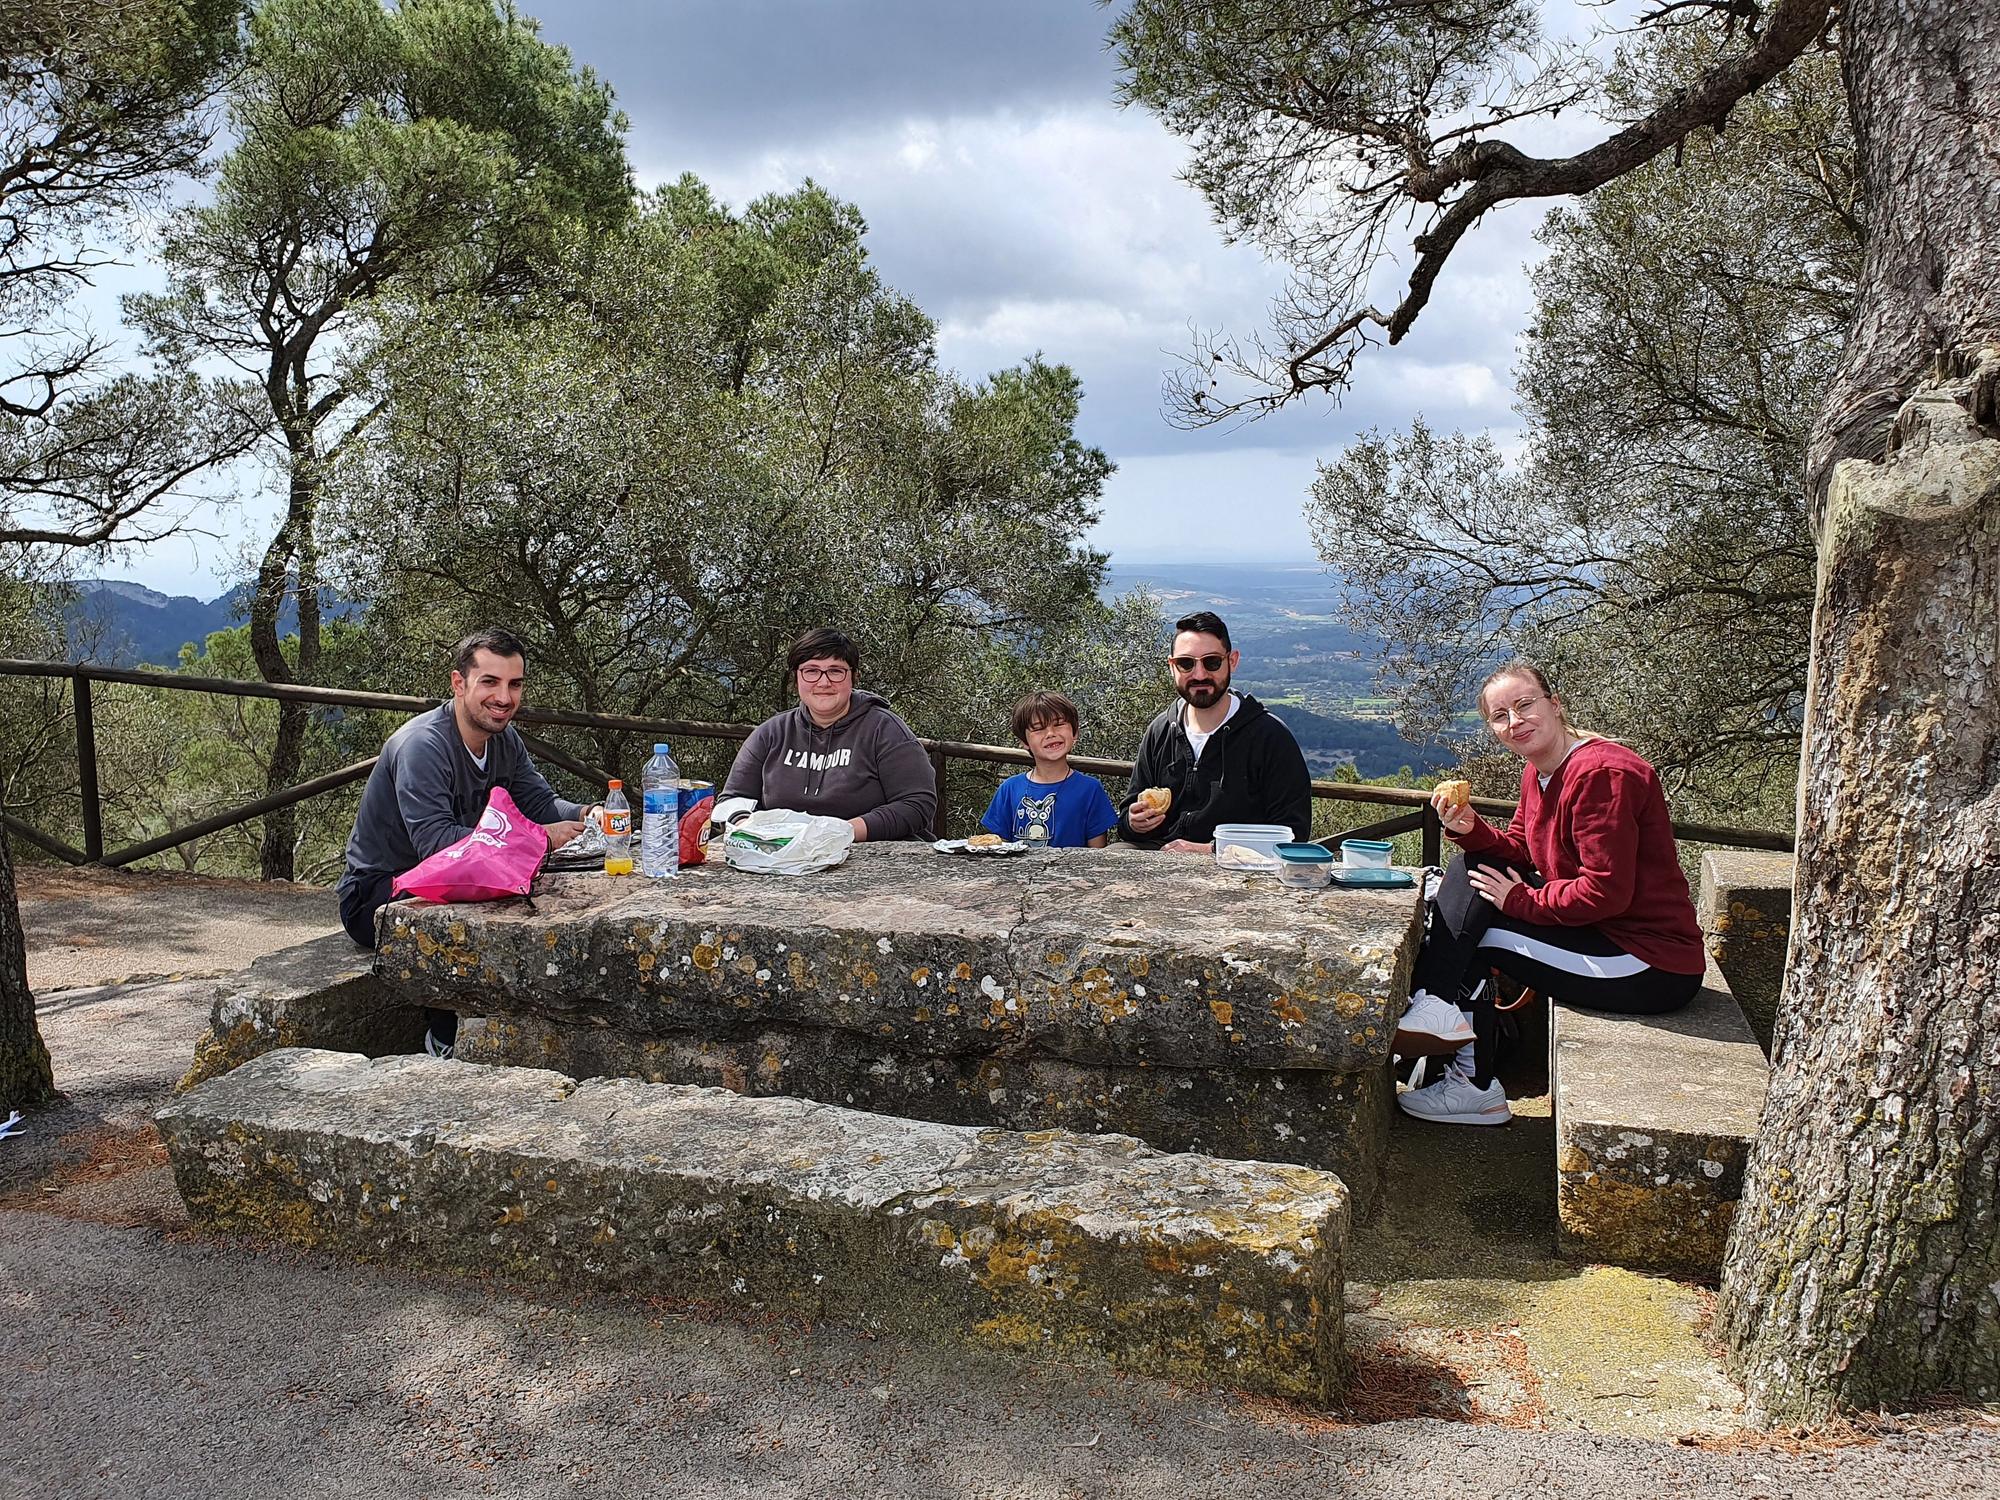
[1412,855,1701,1086]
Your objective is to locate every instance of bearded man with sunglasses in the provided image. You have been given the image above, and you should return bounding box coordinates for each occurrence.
[1118,611,1312,851]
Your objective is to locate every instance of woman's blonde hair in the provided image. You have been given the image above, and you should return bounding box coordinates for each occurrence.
[1476,661,1607,743]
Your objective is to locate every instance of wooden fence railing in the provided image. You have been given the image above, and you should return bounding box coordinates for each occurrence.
[0,658,1796,871]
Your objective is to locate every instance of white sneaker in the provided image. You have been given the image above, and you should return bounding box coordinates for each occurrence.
[1398,1067,1511,1126]
[423,1027,454,1061]
[1395,989,1476,1050]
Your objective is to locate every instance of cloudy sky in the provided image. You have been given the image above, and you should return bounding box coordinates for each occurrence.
[114,0,1568,593]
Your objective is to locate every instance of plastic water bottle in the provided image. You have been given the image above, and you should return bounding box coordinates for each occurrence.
[601,780,632,876]
[641,742,680,879]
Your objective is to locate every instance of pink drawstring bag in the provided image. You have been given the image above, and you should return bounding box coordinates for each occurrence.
[392,787,550,904]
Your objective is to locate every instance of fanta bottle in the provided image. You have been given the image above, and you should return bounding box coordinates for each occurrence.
[602,780,633,875]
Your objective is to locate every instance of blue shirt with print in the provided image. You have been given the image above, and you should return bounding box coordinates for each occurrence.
[979,771,1119,847]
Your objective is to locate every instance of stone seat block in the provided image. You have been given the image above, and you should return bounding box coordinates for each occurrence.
[1552,960,1768,1279]
[456,1013,1392,1207]
[179,933,425,1090]
[158,1048,1351,1404]
[376,844,1423,1073]
[1696,849,1795,1054]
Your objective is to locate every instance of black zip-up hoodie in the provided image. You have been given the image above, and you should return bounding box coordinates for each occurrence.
[1116,693,1312,847]
[720,690,938,841]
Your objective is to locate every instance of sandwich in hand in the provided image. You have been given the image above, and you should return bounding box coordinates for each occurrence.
[1435,779,1472,816]
[1135,786,1173,816]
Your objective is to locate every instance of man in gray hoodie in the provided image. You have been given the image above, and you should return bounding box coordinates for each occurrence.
[718,628,937,842]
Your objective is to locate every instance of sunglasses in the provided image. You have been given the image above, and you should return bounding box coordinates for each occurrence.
[1168,654,1228,673]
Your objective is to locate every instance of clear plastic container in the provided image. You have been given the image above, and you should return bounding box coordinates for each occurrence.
[1339,837,1394,869]
[1213,823,1293,871]
[1275,842,1333,888]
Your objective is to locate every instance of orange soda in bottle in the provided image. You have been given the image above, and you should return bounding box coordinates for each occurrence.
[602,780,633,875]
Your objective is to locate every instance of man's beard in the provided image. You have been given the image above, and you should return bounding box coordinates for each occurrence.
[1177,675,1229,709]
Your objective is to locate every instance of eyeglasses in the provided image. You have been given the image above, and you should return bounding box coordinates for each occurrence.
[798,666,851,684]
[1168,654,1228,674]
[1485,694,1548,727]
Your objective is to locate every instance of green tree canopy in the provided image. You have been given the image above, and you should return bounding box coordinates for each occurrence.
[130,0,632,877]
[1307,41,1852,822]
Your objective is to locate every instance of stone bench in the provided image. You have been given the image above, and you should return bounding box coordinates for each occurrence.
[377,844,1424,1205]
[1695,849,1795,1054]
[179,932,425,1090]
[1552,959,1769,1278]
[158,1048,1352,1404]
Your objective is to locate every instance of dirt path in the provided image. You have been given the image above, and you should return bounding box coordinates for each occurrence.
[17,864,339,991]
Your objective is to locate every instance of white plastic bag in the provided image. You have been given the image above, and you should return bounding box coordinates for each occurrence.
[720,808,855,875]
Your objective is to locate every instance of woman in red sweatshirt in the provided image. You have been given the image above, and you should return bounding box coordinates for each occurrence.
[1395,662,1707,1126]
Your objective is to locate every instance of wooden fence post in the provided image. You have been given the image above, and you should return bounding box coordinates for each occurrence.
[73,670,102,862]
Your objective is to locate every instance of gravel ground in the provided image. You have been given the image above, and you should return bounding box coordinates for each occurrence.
[17,864,339,992]
[4,873,1998,1499]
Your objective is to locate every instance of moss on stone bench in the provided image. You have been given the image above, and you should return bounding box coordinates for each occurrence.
[1552,960,1769,1279]
[158,1047,1352,1404]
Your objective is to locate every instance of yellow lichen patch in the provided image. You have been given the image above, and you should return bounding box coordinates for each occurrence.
[1271,993,1308,1026]
[542,932,559,950]
[854,965,879,988]
[719,1061,748,1093]
[637,952,657,972]
[1125,955,1151,978]
[1045,951,1067,966]
[757,1050,785,1081]
[733,954,758,976]
[691,943,720,971]
[495,1203,527,1226]
[1208,999,1235,1027]
[787,952,810,987]
[910,967,931,985]
[944,1002,961,1016]
[544,1179,560,1193]
[953,962,974,981]
[592,1223,616,1245]
[1331,989,1370,1019]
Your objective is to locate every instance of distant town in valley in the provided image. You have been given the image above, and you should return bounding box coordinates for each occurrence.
[52,562,1448,780]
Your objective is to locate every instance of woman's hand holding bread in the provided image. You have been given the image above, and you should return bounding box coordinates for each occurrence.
[1432,778,1477,835]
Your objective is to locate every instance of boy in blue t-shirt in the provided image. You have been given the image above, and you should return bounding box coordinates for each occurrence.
[980,690,1120,847]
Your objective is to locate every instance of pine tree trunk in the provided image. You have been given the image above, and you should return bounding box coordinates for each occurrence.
[0,837,58,1114]
[1718,0,2000,1423]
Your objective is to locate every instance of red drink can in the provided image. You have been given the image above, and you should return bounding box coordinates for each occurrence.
[677,779,715,865]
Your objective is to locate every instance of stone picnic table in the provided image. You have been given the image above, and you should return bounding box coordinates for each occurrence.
[374,843,1425,1198]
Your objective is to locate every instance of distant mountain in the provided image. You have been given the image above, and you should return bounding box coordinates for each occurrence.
[57,579,360,666]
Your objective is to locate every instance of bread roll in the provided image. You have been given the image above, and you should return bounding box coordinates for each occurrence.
[1136,786,1172,816]
[1436,778,1471,814]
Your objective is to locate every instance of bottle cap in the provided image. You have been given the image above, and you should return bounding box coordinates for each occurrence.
[607,779,622,789]
[653,742,670,754]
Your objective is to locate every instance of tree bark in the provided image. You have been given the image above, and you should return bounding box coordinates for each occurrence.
[252,413,325,882]
[1719,0,2000,1423]
[0,837,58,1114]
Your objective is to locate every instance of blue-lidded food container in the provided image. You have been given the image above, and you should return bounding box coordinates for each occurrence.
[1339,837,1394,869]
[1275,841,1334,888]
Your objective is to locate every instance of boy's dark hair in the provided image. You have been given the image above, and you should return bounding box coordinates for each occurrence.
[1173,610,1232,651]
[786,627,860,676]
[453,626,528,676]
[1010,690,1081,744]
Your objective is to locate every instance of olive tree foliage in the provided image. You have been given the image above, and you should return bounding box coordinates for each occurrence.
[327,180,1161,793]
[0,0,250,1112]
[0,0,258,557]
[1308,41,1852,822]
[1116,0,2000,1424]
[129,0,631,878]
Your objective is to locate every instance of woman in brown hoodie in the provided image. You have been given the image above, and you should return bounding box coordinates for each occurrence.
[718,628,938,842]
